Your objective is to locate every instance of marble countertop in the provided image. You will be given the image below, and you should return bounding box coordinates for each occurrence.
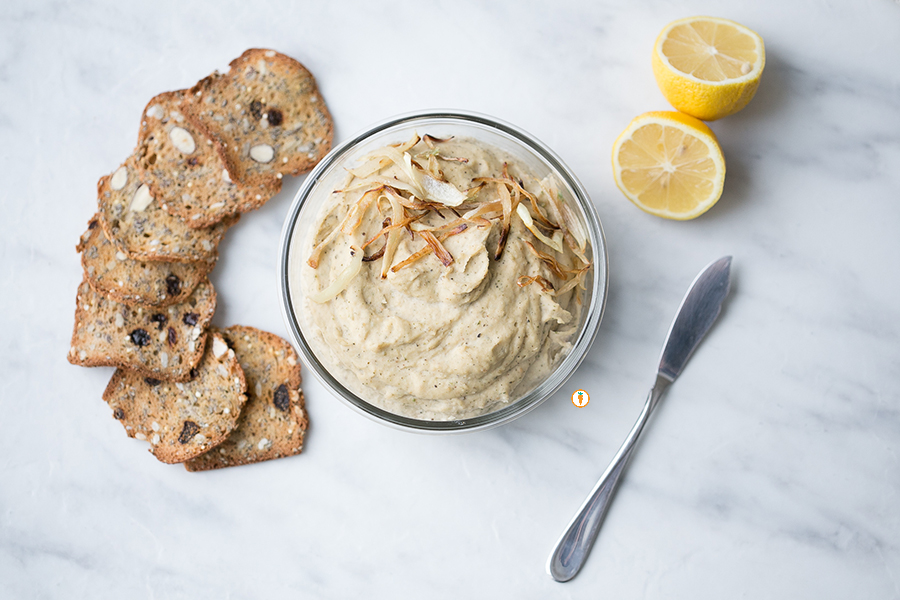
[2,0,899,597]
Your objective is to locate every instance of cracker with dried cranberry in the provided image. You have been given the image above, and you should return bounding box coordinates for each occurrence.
[185,48,333,190]
[134,90,280,229]
[103,332,248,464]
[185,325,308,471]
[67,276,215,381]
[97,157,237,263]
[78,214,215,307]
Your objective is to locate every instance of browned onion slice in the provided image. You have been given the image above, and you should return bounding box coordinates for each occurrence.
[517,275,555,293]
[420,231,453,267]
[390,224,468,273]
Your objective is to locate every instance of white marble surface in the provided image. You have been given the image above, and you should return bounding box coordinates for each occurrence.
[2,0,899,597]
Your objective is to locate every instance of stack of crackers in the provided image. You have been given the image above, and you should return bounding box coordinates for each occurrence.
[68,49,333,471]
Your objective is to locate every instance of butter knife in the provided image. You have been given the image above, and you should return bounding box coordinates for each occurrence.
[547,256,733,582]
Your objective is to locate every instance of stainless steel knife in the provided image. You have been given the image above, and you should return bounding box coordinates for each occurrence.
[547,256,733,582]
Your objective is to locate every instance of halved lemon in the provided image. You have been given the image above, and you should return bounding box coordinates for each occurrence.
[652,16,765,121]
[611,111,725,220]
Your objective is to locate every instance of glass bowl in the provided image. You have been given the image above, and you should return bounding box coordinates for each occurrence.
[279,110,608,433]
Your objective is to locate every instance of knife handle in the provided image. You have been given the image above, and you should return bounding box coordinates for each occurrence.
[547,375,671,582]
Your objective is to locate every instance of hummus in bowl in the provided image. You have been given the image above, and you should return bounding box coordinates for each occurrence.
[280,111,607,432]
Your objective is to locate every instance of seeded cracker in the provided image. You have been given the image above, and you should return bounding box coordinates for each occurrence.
[97,157,236,263]
[68,277,216,381]
[103,333,248,464]
[78,215,215,307]
[185,48,333,189]
[135,90,280,228]
[185,326,308,471]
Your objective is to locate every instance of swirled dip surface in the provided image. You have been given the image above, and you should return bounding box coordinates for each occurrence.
[299,137,589,420]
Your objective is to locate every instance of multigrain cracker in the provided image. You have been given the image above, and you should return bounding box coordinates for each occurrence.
[185,326,307,471]
[103,332,248,463]
[186,49,333,189]
[68,277,215,381]
[70,48,325,469]
[78,215,215,307]
[135,90,280,228]
[97,157,236,263]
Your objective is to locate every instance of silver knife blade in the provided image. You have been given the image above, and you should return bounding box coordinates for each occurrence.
[658,256,732,382]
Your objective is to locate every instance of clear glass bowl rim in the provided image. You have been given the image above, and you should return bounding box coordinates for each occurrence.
[279,109,608,434]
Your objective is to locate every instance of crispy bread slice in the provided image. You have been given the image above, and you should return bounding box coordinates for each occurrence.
[103,333,248,464]
[97,157,236,263]
[186,49,333,188]
[135,90,280,228]
[68,277,215,381]
[185,325,308,471]
[78,214,215,307]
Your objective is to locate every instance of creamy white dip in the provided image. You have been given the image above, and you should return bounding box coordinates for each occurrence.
[298,137,589,420]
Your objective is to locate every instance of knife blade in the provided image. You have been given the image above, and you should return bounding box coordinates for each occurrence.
[659,256,732,381]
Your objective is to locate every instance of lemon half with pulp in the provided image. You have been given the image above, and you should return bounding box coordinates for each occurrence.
[652,16,765,121]
[612,111,725,220]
